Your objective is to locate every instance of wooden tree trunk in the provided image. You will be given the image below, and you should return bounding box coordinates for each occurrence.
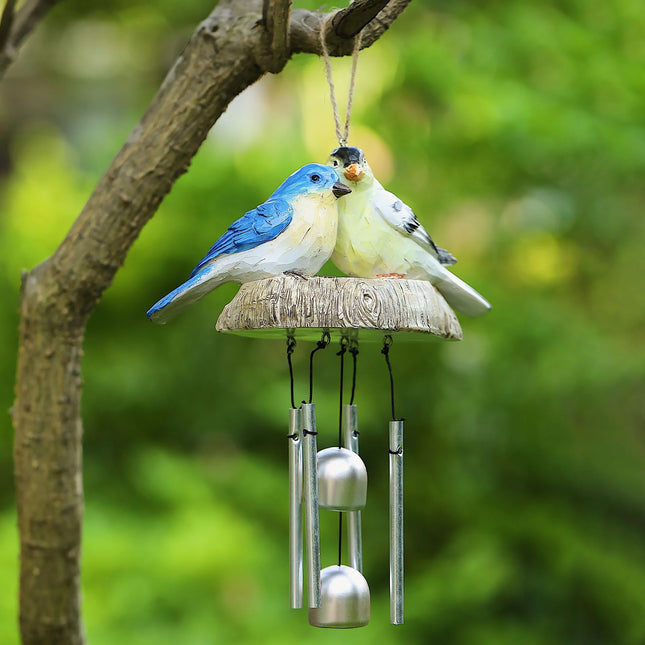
[9,1,410,643]
[14,268,86,645]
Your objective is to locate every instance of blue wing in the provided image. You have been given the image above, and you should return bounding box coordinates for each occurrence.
[189,198,293,277]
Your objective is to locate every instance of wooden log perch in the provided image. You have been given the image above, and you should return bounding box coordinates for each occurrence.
[216,276,463,342]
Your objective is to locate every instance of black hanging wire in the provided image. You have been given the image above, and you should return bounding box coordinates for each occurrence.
[286,335,297,410]
[308,331,331,404]
[381,334,399,421]
[349,338,359,406]
[337,512,344,567]
[337,337,348,448]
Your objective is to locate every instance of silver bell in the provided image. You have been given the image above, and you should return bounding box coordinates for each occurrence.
[308,565,370,628]
[317,447,367,511]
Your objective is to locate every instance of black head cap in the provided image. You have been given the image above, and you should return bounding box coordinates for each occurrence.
[330,146,364,167]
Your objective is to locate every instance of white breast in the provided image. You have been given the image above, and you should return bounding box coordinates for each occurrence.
[210,192,339,284]
[332,186,441,280]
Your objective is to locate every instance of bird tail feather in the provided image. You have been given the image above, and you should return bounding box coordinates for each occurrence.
[437,247,457,266]
[433,269,491,317]
[146,266,226,324]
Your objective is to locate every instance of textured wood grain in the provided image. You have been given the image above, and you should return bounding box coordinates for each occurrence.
[216,276,463,342]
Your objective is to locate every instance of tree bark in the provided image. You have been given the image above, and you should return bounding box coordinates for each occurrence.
[0,0,64,79]
[11,1,410,643]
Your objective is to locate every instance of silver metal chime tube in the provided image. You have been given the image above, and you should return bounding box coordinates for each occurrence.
[302,403,321,608]
[343,403,363,573]
[389,419,404,625]
[288,408,303,609]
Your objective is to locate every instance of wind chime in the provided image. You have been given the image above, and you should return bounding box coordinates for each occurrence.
[217,275,463,629]
[148,6,486,628]
[214,16,471,628]
[285,330,404,628]
[283,29,404,627]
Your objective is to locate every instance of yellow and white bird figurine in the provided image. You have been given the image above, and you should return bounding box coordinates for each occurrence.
[327,146,491,317]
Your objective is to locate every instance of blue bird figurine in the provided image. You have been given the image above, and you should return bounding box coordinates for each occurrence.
[147,163,351,323]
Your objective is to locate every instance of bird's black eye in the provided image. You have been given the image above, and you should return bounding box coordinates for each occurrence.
[311,174,321,182]
[332,160,339,167]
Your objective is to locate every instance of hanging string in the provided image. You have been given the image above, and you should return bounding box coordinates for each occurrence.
[337,510,344,567]
[286,335,297,410]
[349,339,359,406]
[336,337,348,567]
[308,331,331,404]
[320,12,363,145]
[381,334,400,421]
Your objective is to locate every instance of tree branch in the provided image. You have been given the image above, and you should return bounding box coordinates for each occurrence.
[290,0,411,56]
[12,1,410,643]
[262,0,292,72]
[0,0,63,78]
[0,0,17,51]
[332,0,391,38]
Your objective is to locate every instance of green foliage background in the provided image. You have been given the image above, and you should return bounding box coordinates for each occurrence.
[1,1,645,643]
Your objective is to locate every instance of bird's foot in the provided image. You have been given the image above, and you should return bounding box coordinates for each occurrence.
[283,270,309,281]
[374,273,406,279]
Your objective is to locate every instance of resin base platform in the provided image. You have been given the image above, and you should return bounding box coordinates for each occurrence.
[216,276,462,343]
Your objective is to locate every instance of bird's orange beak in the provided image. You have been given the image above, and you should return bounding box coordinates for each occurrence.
[344,163,365,182]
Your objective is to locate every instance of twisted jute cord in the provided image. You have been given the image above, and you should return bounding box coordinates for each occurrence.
[320,11,362,146]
